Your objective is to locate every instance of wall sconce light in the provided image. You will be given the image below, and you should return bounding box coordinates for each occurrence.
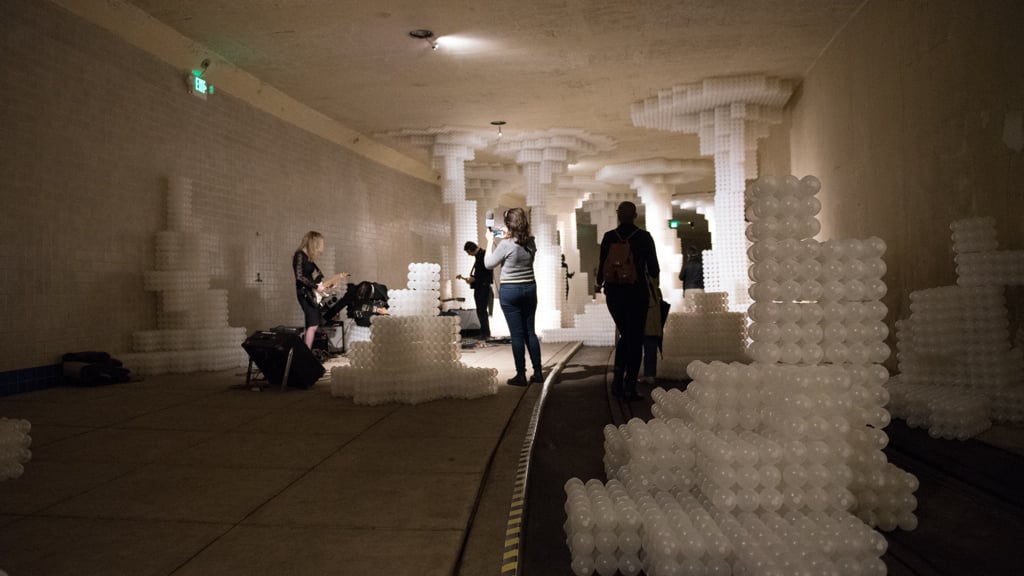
[491,120,506,137]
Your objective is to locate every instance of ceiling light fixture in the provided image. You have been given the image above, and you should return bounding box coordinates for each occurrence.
[491,120,506,137]
[409,29,438,50]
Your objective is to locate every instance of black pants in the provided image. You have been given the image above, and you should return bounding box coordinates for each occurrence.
[604,282,648,391]
[473,282,492,338]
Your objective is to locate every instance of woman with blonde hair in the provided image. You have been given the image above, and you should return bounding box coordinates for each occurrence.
[293,231,346,349]
[485,208,543,386]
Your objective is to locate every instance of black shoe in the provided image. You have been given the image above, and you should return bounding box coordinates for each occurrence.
[507,375,528,387]
[530,372,545,383]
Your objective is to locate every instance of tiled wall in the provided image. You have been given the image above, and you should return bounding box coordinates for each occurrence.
[0,0,446,375]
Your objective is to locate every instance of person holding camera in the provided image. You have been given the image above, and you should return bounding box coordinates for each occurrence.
[462,241,494,340]
[485,208,543,386]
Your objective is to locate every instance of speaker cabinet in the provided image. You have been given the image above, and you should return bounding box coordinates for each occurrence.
[242,331,324,389]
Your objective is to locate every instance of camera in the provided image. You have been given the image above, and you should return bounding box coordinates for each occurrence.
[485,209,495,229]
[492,228,505,238]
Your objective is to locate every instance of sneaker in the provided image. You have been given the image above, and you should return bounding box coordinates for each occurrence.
[530,373,545,384]
[506,375,528,387]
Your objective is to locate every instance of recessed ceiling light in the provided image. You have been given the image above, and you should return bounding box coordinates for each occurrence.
[409,29,439,50]
[408,29,434,40]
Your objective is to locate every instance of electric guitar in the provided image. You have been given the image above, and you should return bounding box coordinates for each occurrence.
[314,273,348,307]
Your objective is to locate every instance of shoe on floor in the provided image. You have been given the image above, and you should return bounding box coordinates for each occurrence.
[638,376,656,385]
[507,375,528,386]
[530,373,545,383]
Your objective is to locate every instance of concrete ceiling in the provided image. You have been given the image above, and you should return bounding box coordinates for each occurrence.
[125,0,863,187]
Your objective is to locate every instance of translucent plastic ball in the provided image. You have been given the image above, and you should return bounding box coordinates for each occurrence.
[594,553,618,576]
[801,238,822,260]
[799,280,823,302]
[779,194,800,214]
[711,488,737,512]
[776,257,799,279]
[801,217,822,238]
[865,278,888,299]
[779,216,801,238]
[571,531,596,555]
[784,440,808,463]
[781,174,801,195]
[800,324,824,344]
[736,488,760,512]
[760,465,782,488]
[618,554,643,576]
[618,530,641,555]
[801,303,824,324]
[799,175,822,195]
[822,280,845,301]
[801,195,822,216]
[823,323,848,342]
[594,530,617,555]
[798,259,822,280]
[571,554,595,576]
[749,302,781,323]
[777,322,801,343]
[755,343,782,364]
[865,236,887,256]
[773,342,797,364]
[754,196,781,218]
[898,512,919,531]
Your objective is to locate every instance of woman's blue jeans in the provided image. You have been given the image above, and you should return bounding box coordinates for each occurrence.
[499,282,542,376]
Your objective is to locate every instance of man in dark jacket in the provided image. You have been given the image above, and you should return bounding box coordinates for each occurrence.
[680,246,705,293]
[463,241,494,339]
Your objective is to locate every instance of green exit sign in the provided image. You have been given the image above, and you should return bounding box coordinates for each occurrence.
[668,219,680,229]
[187,71,214,99]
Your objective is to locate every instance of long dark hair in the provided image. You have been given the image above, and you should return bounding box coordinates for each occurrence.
[504,207,536,251]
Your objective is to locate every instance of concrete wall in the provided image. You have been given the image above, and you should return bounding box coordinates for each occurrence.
[0,0,445,372]
[764,0,1023,347]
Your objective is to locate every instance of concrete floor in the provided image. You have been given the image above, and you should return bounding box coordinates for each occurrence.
[0,341,577,576]
[3,340,1023,576]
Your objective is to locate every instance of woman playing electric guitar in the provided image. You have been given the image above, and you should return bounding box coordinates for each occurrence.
[293,231,347,349]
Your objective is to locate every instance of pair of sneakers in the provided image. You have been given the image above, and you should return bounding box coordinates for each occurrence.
[507,371,544,387]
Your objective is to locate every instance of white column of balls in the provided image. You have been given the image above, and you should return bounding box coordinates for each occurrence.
[331,263,497,405]
[0,418,31,481]
[122,176,247,375]
[744,174,918,532]
[888,216,1024,436]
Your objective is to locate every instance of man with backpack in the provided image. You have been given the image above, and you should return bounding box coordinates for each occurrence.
[595,201,660,400]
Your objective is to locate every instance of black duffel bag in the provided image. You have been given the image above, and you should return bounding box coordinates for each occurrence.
[62,351,131,386]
